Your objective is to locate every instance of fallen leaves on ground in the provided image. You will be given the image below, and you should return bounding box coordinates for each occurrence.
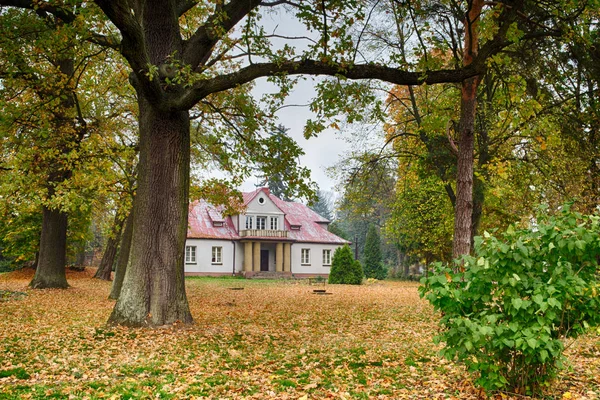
[0,268,598,399]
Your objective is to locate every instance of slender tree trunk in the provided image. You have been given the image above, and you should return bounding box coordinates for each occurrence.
[30,206,69,288]
[108,97,192,326]
[75,250,86,268]
[94,213,125,280]
[109,210,134,300]
[452,0,484,259]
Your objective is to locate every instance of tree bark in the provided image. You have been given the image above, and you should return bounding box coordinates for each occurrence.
[94,212,125,281]
[452,0,484,260]
[30,206,69,288]
[109,209,134,300]
[108,96,192,326]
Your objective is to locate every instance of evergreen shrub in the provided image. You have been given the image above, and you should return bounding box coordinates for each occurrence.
[329,245,363,285]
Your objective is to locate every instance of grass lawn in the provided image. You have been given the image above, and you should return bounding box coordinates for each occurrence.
[0,268,598,399]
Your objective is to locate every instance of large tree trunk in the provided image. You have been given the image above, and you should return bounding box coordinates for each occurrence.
[103,1,193,327]
[108,97,192,326]
[109,209,134,300]
[94,212,125,280]
[452,0,484,259]
[30,206,69,288]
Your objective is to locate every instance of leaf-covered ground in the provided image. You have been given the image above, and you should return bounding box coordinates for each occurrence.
[0,268,598,399]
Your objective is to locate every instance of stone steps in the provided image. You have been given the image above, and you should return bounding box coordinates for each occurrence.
[245,271,293,279]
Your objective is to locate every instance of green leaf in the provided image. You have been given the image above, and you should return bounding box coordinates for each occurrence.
[547,298,561,309]
[527,338,538,349]
[512,298,523,310]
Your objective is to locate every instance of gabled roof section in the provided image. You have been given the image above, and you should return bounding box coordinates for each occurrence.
[187,188,348,244]
[242,187,285,214]
[188,200,239,240]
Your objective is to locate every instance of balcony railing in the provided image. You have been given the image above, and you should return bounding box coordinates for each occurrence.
[240,229,288,238]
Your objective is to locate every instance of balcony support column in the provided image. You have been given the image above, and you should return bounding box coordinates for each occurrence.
[253,241,261,272]
[276,243,283,272]
[283,243,291,272]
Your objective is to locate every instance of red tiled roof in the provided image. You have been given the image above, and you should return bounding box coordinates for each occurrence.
[188,188,348,244]
[187,200,239,239]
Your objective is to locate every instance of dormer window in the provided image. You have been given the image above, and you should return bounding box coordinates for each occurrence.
[213,221,223,227]
[290,225,301,230]
[245,216,253,229]
[270,216,278,230]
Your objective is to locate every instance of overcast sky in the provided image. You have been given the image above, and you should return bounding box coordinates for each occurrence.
[234,8,356,195]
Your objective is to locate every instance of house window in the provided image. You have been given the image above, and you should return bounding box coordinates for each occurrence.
[270,216,278,230]
[301,248,310,265]
[245,216,253,229]
[322,249,331,266]
[211,246,222,264]
[185,246,196,264]
[256,216,266,230]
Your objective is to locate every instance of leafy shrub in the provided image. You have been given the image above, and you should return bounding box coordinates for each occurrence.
[363,224,387,280]
[420,205,600,395]
[329,245,363,285]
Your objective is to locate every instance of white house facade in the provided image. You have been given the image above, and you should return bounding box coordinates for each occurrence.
[184,187,348,277]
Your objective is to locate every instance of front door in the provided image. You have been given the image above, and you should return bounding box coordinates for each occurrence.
[260,250,269,271]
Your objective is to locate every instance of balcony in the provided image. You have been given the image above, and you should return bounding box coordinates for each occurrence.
[240,229,288,238]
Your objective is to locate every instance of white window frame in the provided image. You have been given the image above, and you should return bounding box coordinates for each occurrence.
[245,216,253,230]
[185,246,196,264]
[270,216,278,230]
[322,249,331,266]
[301,248,310,265]
[211,246,222,265]
[256,216,267,230]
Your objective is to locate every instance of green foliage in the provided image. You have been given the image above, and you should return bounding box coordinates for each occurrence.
[362,225,387,280]
[420,205,600,395]
[328,245,363,285]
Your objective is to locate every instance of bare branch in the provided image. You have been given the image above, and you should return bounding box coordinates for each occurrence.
[446,119,459,156]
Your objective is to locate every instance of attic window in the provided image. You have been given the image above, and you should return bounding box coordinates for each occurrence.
[290,225,301,230]
[213,221,223,227]
[258,197,265,204]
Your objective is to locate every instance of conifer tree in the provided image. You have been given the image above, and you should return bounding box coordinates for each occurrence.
[363,225,387,280]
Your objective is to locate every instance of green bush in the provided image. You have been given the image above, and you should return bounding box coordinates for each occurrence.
[420,205,600,395]
[329,245,363,285]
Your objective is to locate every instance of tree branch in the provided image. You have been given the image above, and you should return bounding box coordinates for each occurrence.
[0,0,75,23]
[173,60,484,110]
[182,0,263,70]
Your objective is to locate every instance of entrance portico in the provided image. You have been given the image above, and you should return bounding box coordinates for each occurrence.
[243,240,292,275]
